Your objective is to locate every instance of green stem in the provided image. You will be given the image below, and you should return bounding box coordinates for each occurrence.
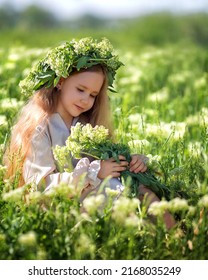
[81,151,100,160]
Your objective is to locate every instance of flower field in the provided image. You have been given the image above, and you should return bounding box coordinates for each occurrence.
[0,32,208,259]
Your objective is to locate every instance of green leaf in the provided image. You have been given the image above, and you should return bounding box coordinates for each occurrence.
[107,71,113,86]
[76,56,89,70]
[54,76,60,87]
[108,86,117,93]
[101,152,110,160]
[112,151,120,162]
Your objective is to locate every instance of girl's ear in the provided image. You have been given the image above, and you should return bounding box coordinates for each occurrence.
[57,77,65,90]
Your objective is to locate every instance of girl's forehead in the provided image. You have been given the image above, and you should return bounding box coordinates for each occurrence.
[68,71,104,84]
[65,71,104,91]
[74,71,103,80]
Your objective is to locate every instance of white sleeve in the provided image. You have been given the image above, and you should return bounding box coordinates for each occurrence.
[45,158,101,192]
[45,157,101,190]
[23,127,101,192]
[23,126,56,189]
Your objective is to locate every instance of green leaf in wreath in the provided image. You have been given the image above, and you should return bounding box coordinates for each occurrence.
[77,56,90,70]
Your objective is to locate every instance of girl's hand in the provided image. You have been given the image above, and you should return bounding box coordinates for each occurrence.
[98,155,128,179]
[129,154,149,173]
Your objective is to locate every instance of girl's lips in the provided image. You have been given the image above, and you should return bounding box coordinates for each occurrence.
[75,104,84,111]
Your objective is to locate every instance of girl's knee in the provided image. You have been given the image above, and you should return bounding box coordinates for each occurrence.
[138,184,160,204]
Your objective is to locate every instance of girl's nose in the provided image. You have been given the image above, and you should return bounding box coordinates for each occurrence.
[80,94,89,105]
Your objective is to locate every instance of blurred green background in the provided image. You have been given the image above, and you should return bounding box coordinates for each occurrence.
[0,1,208,50]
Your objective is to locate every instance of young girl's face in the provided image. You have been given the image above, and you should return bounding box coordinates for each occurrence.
[57,70,104,124]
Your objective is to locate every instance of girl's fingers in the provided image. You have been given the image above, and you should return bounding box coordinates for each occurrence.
[119,161,129,167]
[109,155,127,162]
[133,164,147,173]
[130,156,138,166]
[113,165,127,172]
[112,172,121,178]
[130,161,145,173]
[129,160,142,171]
[109,157,128,167]
[140,166,148,173]
[118,155,126,161]
[130,155,149,167]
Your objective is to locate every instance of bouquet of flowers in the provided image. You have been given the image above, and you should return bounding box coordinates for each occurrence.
[53,123,186,200]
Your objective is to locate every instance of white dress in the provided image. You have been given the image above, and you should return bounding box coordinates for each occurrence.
[23,113,124,201]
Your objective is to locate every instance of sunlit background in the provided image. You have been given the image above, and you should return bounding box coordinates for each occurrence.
[1,0,208,19]
[0,0,208,48]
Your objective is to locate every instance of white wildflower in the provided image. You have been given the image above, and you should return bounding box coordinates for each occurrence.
[105,188,120,199]
[128,113,146,124]
[0,115,7,126]
[2,187,24,202]
[37,249,47,260]
[44,182,77,198]
[147,88,169,103]
[146,154,161,163]
[194,75,207,90]
[128,139,150,151]
[187,142,202,157]
[82,194,106,215]
[75,233,95,256]
[187,206,196,216]
[168,197,189,212]
[8,52,21,62]
[145,121,186,139]
[0,98,24,110]
[112,197,140,223]
[124,213,142,228]
[168,71,192,84]
[143,108,157,117]
[148,200,169,216]
[18,231,37,247]
[26,191,42,203]
[198,195,208,208]
[4,62,16,70]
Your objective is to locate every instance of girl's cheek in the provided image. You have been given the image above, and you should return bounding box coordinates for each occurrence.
[90,99,96,108]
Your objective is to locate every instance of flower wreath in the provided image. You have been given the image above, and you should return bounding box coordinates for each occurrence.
[19,37,123,97]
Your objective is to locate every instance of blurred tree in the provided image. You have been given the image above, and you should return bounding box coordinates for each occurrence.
[184,14,208,46]
[0,5,18,29]
[122,13,181,46]
[60,13,113,30]
[18,5,58,29]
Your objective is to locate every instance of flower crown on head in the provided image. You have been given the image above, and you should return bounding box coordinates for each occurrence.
[19,37,124,97]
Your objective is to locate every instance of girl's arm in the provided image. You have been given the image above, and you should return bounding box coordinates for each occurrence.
[23,127,102,194]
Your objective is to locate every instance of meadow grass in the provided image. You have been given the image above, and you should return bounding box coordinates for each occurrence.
[0,32,207,259]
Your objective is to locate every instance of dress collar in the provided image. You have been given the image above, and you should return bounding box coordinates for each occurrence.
[51,112,79,132]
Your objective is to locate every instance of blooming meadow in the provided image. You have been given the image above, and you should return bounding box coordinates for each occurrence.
[0,39,208,259]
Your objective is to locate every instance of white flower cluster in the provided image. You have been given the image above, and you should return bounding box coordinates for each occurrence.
[112,196,140,224]
[70,123,109,143]
[18,231,37,247]
[148,197,189,216]
[65,122,109,158]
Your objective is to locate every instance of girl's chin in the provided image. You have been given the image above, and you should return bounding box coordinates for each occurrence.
[71,111,82,117]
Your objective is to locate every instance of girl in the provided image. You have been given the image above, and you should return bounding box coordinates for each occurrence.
[4,37,175,229]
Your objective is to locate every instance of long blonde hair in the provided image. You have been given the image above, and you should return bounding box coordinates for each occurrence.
[3,65,113,187]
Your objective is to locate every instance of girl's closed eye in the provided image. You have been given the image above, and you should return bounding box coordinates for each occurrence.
[77,87,84,92]
[90,94,96,99]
